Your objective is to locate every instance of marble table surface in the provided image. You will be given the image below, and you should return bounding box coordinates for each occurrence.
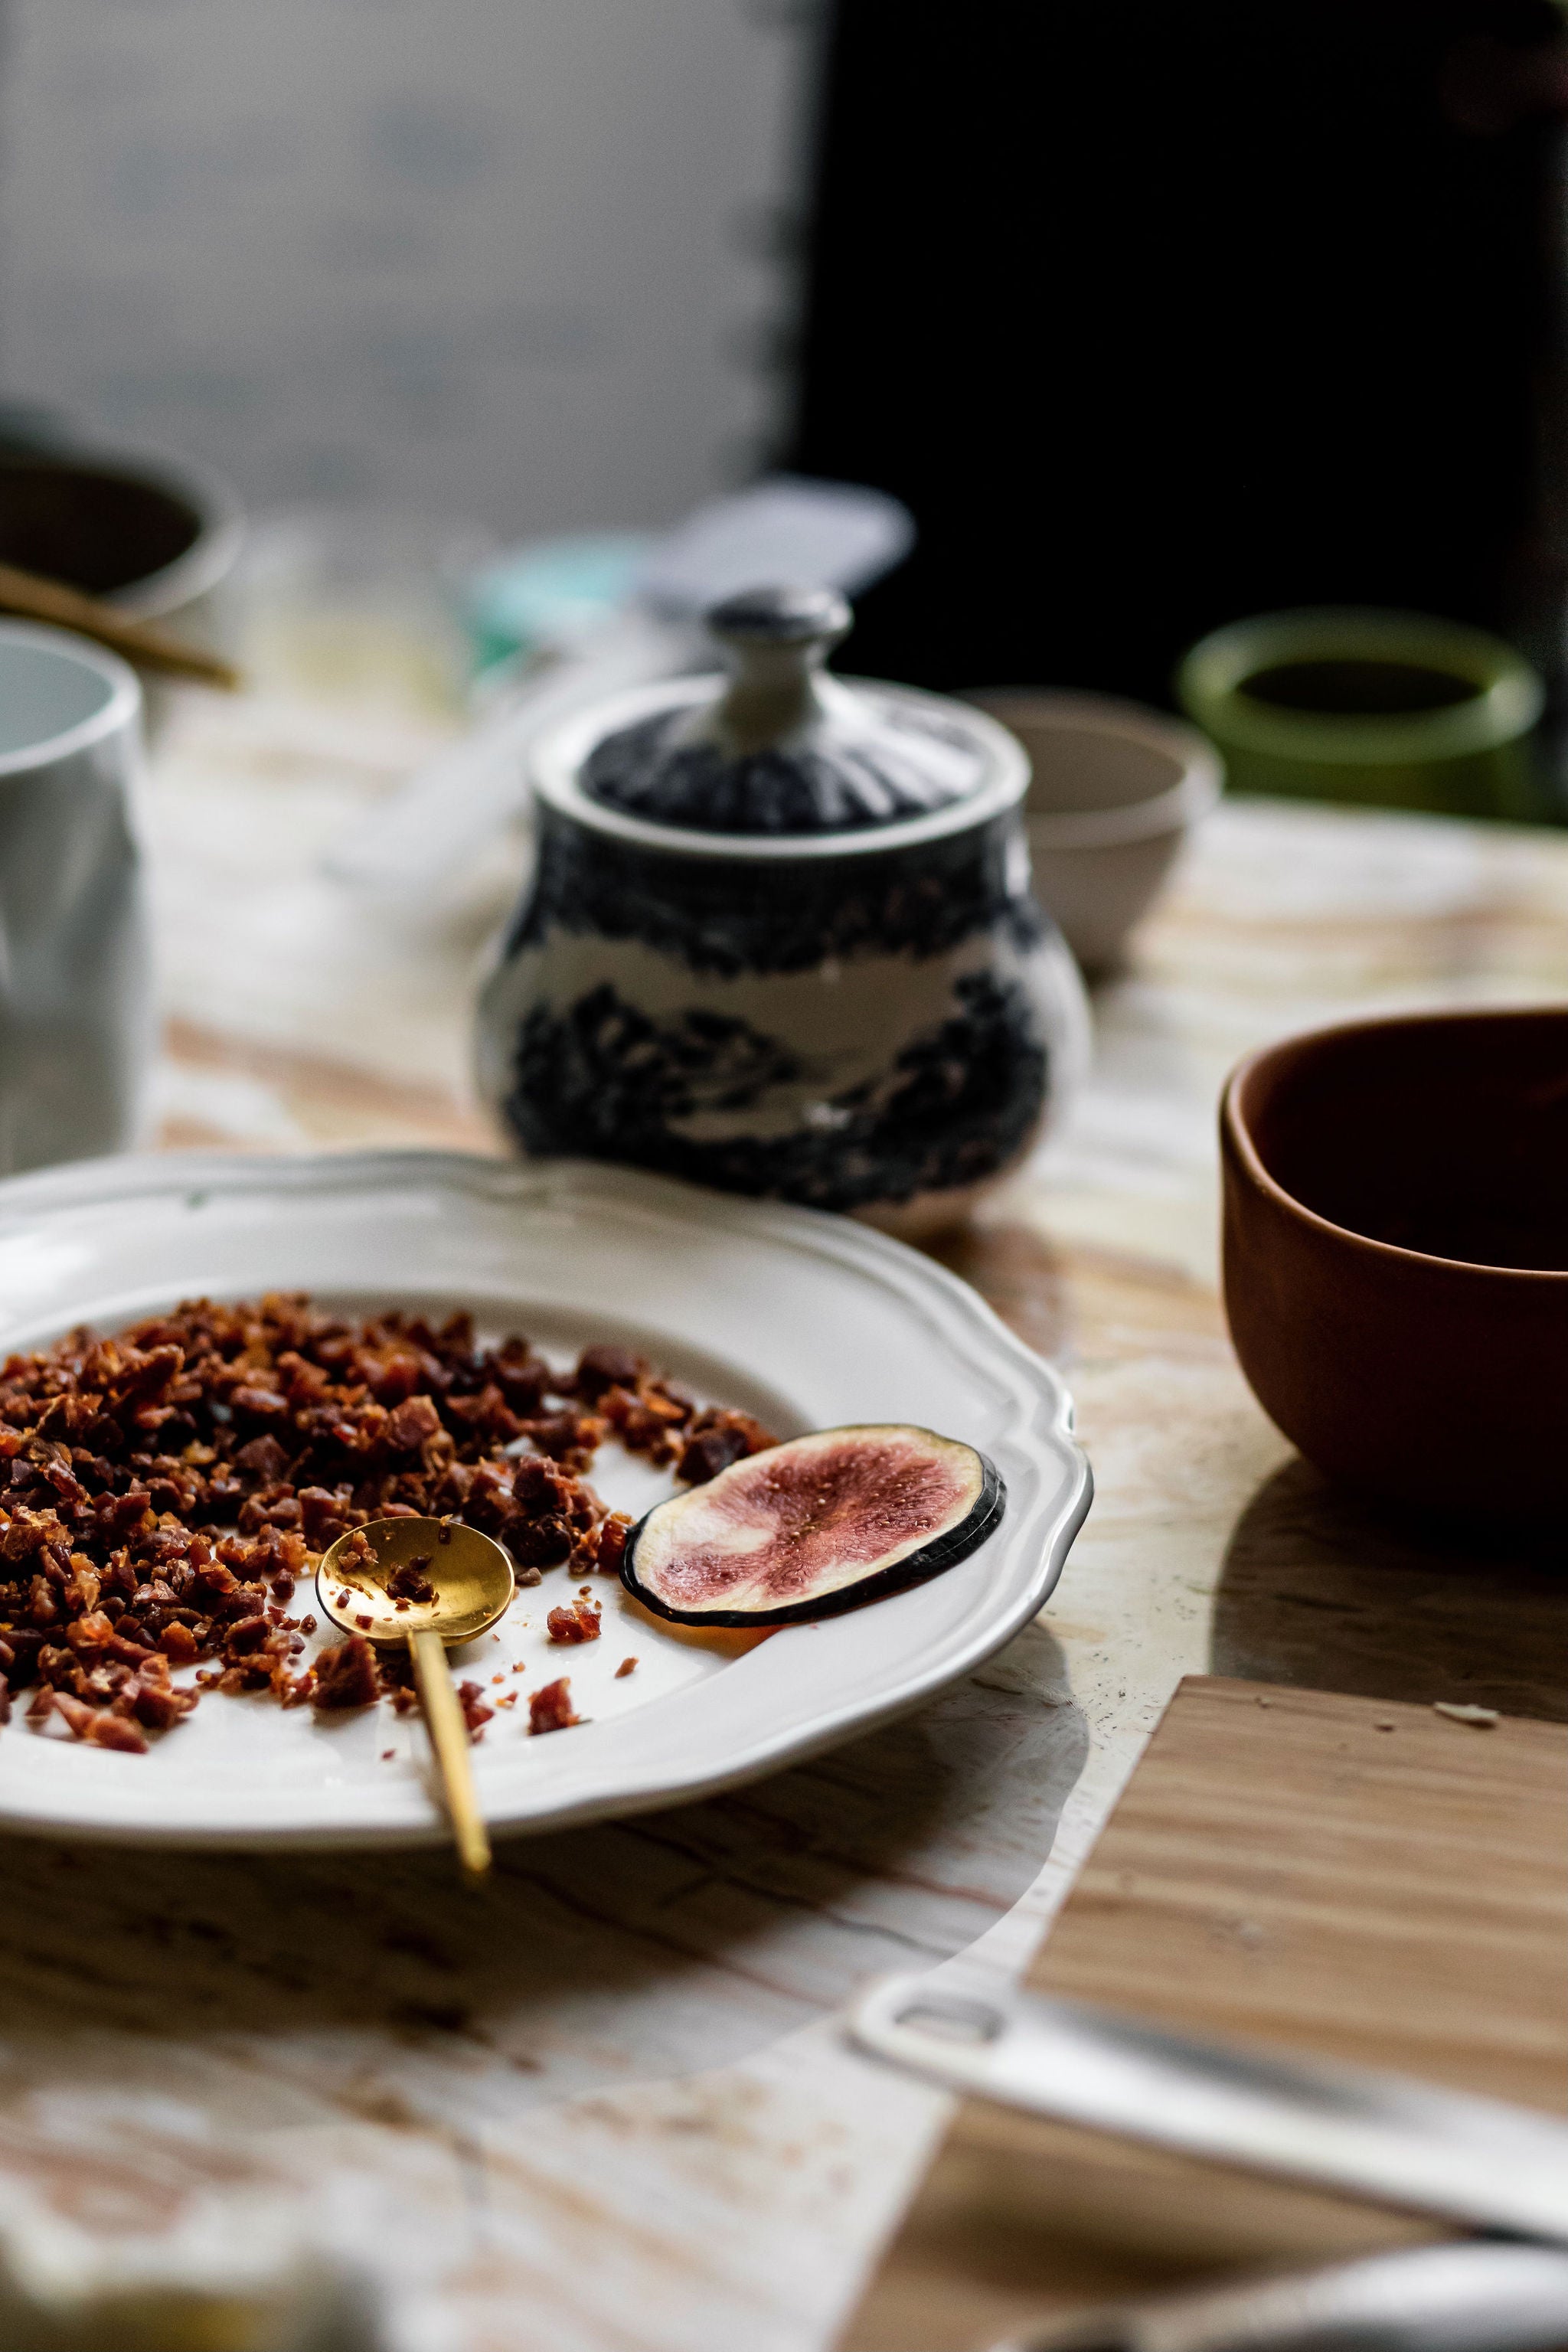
[3,667,1566,2350]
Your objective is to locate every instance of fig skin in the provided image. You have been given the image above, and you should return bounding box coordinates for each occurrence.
[620,1424,1005,1628]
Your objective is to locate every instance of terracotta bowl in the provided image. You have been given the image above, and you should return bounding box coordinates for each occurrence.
[1221,1008,1568,1523]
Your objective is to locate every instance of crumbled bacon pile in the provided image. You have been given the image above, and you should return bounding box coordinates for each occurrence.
[0,1296,774,1754]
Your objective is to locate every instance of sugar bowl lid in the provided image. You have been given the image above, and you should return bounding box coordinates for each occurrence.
[577,584,1005,837]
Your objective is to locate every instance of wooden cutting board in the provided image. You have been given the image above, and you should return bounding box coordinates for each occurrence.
[839,1675,1568,2352]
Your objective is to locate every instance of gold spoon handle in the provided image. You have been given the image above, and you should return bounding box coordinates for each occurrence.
[408,1626,491,1878]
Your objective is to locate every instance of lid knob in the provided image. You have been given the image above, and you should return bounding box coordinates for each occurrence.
[707,583,851,648]
[703,585,851,758]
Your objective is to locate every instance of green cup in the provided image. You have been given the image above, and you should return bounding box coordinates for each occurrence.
[1175,607,1544,821]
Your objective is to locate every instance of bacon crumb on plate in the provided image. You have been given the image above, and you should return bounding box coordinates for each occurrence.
[456,1680,493,1740]
[675,1407,776,1488]
[529,1677,580,1733]
[312,1633,380,1711]
[547,1598,600,1645]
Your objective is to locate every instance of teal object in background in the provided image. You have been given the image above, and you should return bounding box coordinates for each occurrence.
[1175,608,1545,822]
[462,533,651,672]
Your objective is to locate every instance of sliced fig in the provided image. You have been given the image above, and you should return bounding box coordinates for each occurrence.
[620,1424,1004,1628]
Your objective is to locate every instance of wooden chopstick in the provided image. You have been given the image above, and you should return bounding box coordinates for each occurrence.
[0,558,243,690]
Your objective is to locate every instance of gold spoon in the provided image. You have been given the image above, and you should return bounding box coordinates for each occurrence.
[316,1515,514,1879]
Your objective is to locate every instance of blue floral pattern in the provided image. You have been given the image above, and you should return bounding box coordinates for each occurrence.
[502,969,1047,1214]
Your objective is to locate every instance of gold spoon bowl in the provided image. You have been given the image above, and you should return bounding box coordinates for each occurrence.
[316,1515,515,1877]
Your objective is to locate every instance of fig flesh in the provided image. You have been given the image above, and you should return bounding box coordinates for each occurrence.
[621,1423,1004,1627]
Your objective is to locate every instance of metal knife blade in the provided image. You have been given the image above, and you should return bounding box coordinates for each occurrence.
[848,1972,1568,2246]
[991,2243,1568,2352]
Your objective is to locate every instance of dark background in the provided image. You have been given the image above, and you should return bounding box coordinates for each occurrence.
[789,0,1568,708]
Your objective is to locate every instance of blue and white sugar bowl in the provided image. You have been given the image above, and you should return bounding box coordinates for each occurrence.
[476,585,1089,1236]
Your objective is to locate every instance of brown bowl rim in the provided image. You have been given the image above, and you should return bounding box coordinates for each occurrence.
[1221,1004,1568,1283]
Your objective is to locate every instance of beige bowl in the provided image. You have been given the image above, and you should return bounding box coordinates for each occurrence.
[967,689,1221,972]
[0,436,243,737]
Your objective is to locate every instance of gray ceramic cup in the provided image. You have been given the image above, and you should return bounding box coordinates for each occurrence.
[966,690,1222,973]
[0,623,153,1174]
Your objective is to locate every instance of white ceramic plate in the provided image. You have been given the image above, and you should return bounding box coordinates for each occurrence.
[0,1153,1090,1847]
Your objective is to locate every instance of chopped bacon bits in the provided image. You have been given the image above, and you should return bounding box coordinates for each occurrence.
[615,1655,639,1678]
[507,1514,573,1570]
[66,1609,116,1656]
[518,1411,600,1465]
[312,1633,381,1711]
[528,1677,580,1733]
[574,1343,645,1398]
[0,1295,774,1753]
[234,1433,289,1483]
[456,1680,494,1740]
[386,1555,436,1603]
[574,1342,694,1468]
[384,1393,442,1452]
[547,1598,600,1645]
[676,1408,776,1487]
[121,1653,195,1732]
[87,1708,149,1753]
[53,1690,149,1753]
[593,1514,632,1576]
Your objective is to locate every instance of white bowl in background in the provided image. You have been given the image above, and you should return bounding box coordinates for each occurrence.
[965,689,1223,973]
